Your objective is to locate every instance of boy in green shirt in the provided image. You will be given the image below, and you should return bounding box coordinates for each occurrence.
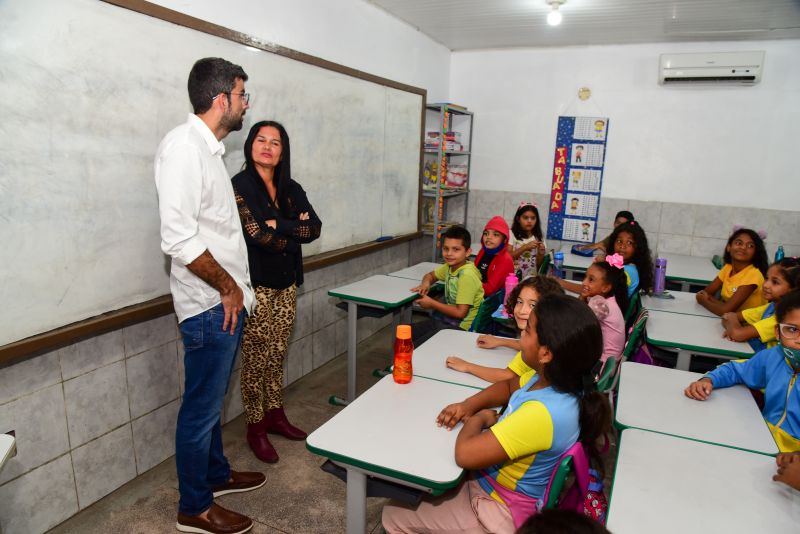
[411,226,485,345]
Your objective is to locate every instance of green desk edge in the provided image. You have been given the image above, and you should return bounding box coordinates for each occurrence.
[327,290,419,309]
[646,334,754,359]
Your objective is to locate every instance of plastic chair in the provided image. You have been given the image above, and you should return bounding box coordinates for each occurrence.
[469,290,504,334]
[623,291,641,331]
[598,309,649,409]
[537,253,551,276]
[542,442,590,511]
[712,254,724,270]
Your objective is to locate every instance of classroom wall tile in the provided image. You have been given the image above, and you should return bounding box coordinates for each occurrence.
[659,203,695,237]
[122,314,178,357]
[291,291,313,343]
[0,384,70,485]
[293,333,314,377]
[223,372,243,425]
[693,204,737,239]
[126,341,180,419]
[472,190,506,221]
[312,287,345,331]
[0,454,78,534]
[737,207,773,241]
[0,349,61,405]
[657,233,693,256]
[769,209,800,247]
[598,198,629,227]
[71,424,136,509]
[63,361,129,448]
[335,318,348,359]
[58,329,125,381]
[286,337,304,386]
[628,200,662,234]
[690,236,728,259]
[312,321,337,369]
[131,400,179,474]
[302,264,336,293]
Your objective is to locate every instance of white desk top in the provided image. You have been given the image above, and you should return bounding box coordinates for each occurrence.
[659,252,718,285]
[0,433,15,472]
[388,262,441,282]
[641,290,718,318]
[646,310,754,358]
[615,362,778,455]
[412,330,518,389]
[329,274,420,309]
[607,429,800,533]
[559,250,594,271]
[306,375,472,490]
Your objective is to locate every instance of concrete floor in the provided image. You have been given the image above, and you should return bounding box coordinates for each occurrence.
[49,324,398,534]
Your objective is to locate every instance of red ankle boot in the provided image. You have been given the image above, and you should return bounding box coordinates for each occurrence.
[246,419,279,463]
[265,407,307,440]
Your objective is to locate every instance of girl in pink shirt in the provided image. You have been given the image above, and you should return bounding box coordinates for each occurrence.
[580,254,628,362]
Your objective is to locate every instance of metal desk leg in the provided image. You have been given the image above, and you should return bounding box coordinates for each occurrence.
[402,303,412,325]
[329,301,358,406]
[346,468,367,534]
[676,349,692,371]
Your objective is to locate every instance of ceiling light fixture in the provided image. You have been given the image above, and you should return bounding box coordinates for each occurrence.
[546,0,565,26]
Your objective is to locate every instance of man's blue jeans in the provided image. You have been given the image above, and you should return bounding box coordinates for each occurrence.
[176,303,244,516]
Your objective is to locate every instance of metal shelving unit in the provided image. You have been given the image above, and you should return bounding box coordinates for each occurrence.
[422,104,474,261]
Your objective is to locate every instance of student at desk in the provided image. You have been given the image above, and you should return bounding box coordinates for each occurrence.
[382,294,611,533]
[685,291,800,452]
[411,226,484,346]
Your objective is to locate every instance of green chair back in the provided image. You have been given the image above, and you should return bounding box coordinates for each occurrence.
[538,253,551,276]
[469,290,504,334]
[544,456,574,509]
[712,254,724,270]
[622,309,649,359]
[597,309,648,393]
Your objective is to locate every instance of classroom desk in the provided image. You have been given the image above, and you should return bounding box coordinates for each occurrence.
[645,309,753,370]
[641,290,718,318]
[660,252,718,291]
[306,375,473,534]
[328,275,419,404]
[559,250,594,280]
[615,362,778,455]
[387,262,441,281]
[411,329,518,389]
[0,433,15,472]
[606,429,800,533]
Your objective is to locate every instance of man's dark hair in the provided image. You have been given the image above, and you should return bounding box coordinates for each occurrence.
[442,225,471,249]
[188,57,248,114]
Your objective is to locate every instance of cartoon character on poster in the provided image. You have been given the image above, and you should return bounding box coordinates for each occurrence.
[581,222,591,241]
[594,119,606,139]
[574,145,584,164]
[571,169,582,189]
[569,197,580,215]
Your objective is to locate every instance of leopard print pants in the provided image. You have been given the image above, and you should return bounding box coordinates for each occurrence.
[240,284,297,424]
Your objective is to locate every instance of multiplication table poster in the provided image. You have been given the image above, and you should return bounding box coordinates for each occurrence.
[546,116,609,243]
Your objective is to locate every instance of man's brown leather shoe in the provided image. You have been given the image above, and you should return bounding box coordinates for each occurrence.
[176,502,252,534]
[211,470,267,498]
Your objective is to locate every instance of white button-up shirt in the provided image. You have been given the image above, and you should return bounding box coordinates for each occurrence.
[155,114,255,322]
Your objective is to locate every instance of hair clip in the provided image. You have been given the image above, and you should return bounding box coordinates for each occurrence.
[518,201,538,209]
[757,229,767,240]
[732,224,744,233]
[629,220,636,226]
[606,253,625,269]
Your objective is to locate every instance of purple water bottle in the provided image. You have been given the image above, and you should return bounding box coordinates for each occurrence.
[654,257,667,295]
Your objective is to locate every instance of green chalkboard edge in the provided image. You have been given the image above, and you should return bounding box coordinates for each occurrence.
[0,233,422,366]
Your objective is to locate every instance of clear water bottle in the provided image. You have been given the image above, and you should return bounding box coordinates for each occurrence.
[553,251,564,279]
[654,257,667,295]
[393,325,413,384]
[776,245,785,263]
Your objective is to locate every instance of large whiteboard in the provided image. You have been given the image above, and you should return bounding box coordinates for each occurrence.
[0,0,422,346]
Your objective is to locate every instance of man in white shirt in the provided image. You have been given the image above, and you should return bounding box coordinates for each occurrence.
[155,57,263,534]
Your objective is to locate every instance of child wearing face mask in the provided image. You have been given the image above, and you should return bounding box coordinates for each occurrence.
[685,290,800,452]
[474,216,515,296]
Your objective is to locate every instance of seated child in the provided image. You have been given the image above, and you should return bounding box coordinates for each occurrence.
[576,210,634,254]
[580,254,627,363]
[474,216,515,296]
[508,202,547,279]
[445,276,565,383]
[722,258,800,351]
[382,294,611,533]
[696,227,769,315]
[411,226,484,346]
[559,220,653,298]
[685,290,800,452]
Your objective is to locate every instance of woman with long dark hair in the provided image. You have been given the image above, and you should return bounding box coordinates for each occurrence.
[232,121,321,463]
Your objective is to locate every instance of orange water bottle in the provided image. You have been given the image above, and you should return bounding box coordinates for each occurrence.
[393,325,413,384]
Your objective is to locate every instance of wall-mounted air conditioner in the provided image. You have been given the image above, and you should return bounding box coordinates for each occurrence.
[659,51,765,85]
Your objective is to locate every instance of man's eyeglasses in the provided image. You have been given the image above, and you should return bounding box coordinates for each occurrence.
[214,92,250,104]
[779,323,800,340]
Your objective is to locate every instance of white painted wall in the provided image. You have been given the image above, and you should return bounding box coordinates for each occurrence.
[450,40,800,211]
[147,0,451,101]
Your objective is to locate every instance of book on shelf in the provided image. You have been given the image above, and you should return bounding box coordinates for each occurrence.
[430,102,468,112]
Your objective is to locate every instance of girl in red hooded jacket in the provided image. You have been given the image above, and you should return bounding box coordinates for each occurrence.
[474,216,516,296]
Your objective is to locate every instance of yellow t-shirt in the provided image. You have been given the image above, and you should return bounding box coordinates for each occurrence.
[434,262,484,330]
[741,303,778,348]
[718,264,766,312]
[507,351,534,377]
